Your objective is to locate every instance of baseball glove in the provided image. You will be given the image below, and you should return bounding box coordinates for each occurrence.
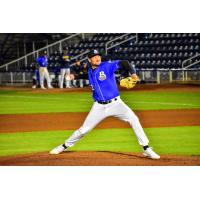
[120,77,137,89]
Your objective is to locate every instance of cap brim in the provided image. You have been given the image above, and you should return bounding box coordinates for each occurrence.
[88,53,101,58]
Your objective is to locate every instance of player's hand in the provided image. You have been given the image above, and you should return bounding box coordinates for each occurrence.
[131,73,139,81]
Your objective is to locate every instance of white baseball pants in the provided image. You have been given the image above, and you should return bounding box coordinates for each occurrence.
[60,68,71,88]
[39,67,52,88]
[65,97,149,147]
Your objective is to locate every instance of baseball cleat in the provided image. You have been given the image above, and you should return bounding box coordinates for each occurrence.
[49,144,67,155]
[143,147,160,159]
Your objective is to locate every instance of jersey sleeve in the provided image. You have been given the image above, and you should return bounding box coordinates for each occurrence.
[108,60,120,74]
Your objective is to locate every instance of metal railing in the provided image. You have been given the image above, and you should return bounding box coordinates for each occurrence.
[71,34,139,65]
[72,34,139,65]
[1,68,200,85]
[182,53,200,69]
[105,33,138,55]
[0,33,83,71]
[137,68,200,84]
[71,50,90,60]
[0,33,139,71]
[70,49,90,64]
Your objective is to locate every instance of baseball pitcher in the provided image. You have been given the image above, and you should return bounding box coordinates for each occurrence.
[50,50,160,159]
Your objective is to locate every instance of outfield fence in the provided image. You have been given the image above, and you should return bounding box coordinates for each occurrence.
[0,68,199,85]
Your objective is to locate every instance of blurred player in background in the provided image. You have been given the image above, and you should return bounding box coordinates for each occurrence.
[72,60,89,88]
[59,47,71,88]
[72,60,82,87]
[36,50,53,89]
[79,61,89,88]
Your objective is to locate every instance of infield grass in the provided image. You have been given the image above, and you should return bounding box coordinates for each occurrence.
[0,90,200,114]
[0,126,199,157]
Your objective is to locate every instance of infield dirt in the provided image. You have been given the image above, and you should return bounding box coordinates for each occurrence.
[0,109,200,133]
[0,151,199,166]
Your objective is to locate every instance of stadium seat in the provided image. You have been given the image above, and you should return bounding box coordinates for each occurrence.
[24,33,200,71]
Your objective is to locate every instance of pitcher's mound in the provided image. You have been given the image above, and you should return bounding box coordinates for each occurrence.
[0,151,199,166]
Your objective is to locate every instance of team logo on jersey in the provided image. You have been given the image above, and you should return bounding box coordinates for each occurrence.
[98,71,106,81]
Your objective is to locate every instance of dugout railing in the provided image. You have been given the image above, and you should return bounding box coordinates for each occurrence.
[182,53,200,69]
[0,68,199,85]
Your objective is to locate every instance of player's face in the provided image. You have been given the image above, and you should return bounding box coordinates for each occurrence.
[89,55,101,67]
[76,61,81,66]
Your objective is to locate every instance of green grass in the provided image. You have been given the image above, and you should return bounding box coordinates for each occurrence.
[0,126,200,157]
[0,90,200,114]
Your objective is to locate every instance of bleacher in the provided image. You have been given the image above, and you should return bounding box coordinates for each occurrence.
[1,33,200,85]
[0,33,73,66]
[41,33,200,72]
[108,33,200,68]
[46,33,126,72]
[1,33,200,73]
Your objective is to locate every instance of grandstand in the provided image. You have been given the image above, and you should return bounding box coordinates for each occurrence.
[0,33,73,65]
[0,33,200,85]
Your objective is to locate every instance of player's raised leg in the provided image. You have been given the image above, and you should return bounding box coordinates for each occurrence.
[50,102,106,154]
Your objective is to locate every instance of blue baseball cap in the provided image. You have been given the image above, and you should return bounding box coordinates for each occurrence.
[88,50,101,58]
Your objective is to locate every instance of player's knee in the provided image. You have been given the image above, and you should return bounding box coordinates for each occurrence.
[128,112,139,124]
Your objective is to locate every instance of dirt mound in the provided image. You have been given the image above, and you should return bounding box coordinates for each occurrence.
[0,151,199,166]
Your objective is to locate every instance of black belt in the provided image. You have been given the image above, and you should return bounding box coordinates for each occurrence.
[97,98,118,104]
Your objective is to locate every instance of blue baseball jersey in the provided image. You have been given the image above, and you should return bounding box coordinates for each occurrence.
[61,53,71,69]
[88,61,120,101]
[36,56,48,67]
